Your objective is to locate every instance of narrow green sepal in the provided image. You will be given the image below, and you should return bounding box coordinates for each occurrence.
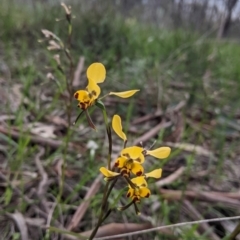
[95,100,106,111]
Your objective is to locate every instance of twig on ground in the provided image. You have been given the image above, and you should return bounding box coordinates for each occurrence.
[78,222,152,238]
[0,125,79,151]
[35,147,48,197]
[160,189,240,209]
[6,212,29,240]
[133,121,172,145]
[156,167,185,187]
[67,173,103,231]
[94,216,240,240]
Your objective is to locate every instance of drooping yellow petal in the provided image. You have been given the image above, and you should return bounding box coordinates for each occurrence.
[114,156,127,168]
[131,162,144,176]
[112,115,127,141]
[131,176,147,187]
[74,90,90,102]
[109,90,139,98]
[87,62,106,83]
[121,146,144,163]
[139,187,151,198]
[146,147,171,159]
[145,168,162,179]
[86,78,101,100]
[99,167,120,177]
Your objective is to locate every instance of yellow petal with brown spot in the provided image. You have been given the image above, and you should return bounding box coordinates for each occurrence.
[131,176,147,187]
[121,146,144,163]
[139,187,151,198]
[131,162,144,176]
[114,156,127,168]
[74,90,90,102]
[86,78,101,100]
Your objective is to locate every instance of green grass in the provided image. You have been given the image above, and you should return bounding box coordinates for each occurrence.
[1,0,240,239]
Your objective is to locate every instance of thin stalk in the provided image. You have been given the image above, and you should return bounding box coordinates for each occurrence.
[102,109,112,169]
[88,109,114,239]
[88,183,109,240]
[57,128,72,203]
[228,221,240,240]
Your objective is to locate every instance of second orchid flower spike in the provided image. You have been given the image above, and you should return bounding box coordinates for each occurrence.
[111,114,171,174]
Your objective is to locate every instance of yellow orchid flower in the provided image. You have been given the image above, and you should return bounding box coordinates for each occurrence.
[112,114,171,175]
[126,176,150,203]
[74,63,104,110]
[74,63,139,110]
[115,146,145,176]
[126,169,162,203]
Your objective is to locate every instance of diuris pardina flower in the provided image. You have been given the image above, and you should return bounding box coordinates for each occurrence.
[112,114,171,176]
[127,169,163,202]
[73,63,139,128]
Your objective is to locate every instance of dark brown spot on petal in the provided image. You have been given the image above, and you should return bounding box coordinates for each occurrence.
[126,192,131,198]
[145,193,150,198]
[135,157,141,163]
[114,161,119,167]
[74,92,79,99]
[79,103,86,109]
[92,90,97,96]
[136,171,143,176]
[123,153,130,158]
[133,197,140,203]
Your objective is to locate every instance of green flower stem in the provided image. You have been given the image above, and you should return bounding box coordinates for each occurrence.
[57,128,72,203]
[124,176,136,189]
[88,182,109,240]
[102,109,112,170]
[89,177,118,240]
[88,109,115,239]
[228,221,240,240]
[102,178,118,210]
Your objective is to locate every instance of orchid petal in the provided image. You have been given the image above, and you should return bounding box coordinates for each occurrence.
[131,176,147,187]
[87,62,106,83]
[126,188,134,198]
[109,90,139,98]
[121,146,144,163]
[139,187,151,198]
[86,78,101,100]
[131,162,144,176]
[112,115,127,141]
[74,90,90,102]
[145,169,162,179]
[115,157,127,168]
[146,147,171,159]
[99,167,120,177]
